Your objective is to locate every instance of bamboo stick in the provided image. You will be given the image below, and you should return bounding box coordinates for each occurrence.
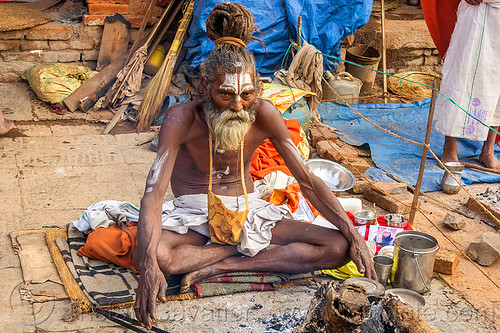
[137,0,195,132]
[409,78,439,225]
[462,162,500,175]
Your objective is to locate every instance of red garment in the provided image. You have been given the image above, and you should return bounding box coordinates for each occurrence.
[421,0,461,59]
[250,118,304,180]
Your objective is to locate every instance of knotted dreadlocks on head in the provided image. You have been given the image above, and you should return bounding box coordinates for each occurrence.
[202,2,261,94]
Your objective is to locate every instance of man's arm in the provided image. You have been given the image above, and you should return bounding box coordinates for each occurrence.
[134,104,193,329]
[259,101,376,279]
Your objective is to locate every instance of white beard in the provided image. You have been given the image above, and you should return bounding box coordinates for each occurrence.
[204,100,256,151]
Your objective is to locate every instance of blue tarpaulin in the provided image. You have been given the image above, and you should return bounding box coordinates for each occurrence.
[184,0,373,76]
[318,99,500,192]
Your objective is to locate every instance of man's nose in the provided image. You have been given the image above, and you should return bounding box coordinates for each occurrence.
[229,96,244,112]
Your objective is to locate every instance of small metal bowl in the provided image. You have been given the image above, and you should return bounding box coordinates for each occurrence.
[385,214,408,228]
[306,158,355,192]
[353,210,377,225]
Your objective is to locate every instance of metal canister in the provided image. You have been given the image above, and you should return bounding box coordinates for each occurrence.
[440,162,464,194]
[392,231,438,294]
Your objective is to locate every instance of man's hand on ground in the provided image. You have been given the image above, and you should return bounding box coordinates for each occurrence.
[134,262,168,329]
[349,234,377,280]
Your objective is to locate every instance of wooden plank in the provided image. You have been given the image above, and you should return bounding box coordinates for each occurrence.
[96,14,130,71]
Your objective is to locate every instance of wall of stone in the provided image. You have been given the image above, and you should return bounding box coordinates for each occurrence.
[0,5,441,83]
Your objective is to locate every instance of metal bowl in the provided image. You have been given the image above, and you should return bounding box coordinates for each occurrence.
[353,210,377,225]
[385,214,408,228]
[306,158,355,191]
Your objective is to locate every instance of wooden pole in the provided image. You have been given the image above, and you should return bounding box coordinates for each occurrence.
[380,0,388,103]
[409,78,439,225]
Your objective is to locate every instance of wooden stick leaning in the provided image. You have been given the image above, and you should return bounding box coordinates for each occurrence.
[408,78,439,225]
[137,0,195,132]
[108,0,180,108]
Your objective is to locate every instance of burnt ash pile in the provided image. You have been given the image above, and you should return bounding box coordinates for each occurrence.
[294,281,440,333]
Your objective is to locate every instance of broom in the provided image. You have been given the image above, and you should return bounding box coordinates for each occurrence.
[136,0,195,132]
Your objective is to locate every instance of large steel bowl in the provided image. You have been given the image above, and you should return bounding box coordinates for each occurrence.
[305,158,356,191]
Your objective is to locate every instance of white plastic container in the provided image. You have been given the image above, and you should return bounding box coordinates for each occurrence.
[338,197,362,213]
[322,71,363,104]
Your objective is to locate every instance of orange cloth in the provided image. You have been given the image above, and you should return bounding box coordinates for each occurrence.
[250,118,304,180]
[421,0,461,59]
[77,222,138,273]
[207,132,249,245]
[268,182,320,217]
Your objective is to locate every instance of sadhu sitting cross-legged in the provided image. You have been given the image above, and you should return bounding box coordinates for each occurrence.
[133,2,376,329]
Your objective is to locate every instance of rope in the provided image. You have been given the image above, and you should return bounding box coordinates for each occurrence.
[321,77,424,147]
[318,52,500,137]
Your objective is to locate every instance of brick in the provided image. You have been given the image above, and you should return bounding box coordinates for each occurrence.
[466,232,500,266]
[0,61,37,82]
[363,188,415,214]
[316,140,358,163]
[372,181,407,195]
[341,157,371,174]
[325,148,342,163]
[1,51,41,62]
[434,248,460,275]
[87,4,130,15]
[81,50,99,61]
[349,177,370,194]
[335,144,358,160]
[26,23,73,41]
[57,51,82,63]
[83,14,107,26]
[20,40,50,51]
[77,25,104,46]
[424,55,442,66]
[0,40,20,51]
[0,30,25,40]
[423,49,432,56]
[39,51,59,63]
[315,140,334,158]
[443,213,465,230]
[407,49,424,57]
[406,57,424,66]
[48,41,69,51]
[310,127,337,147]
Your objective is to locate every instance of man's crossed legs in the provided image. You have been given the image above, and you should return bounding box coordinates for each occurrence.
[138,218,351,293]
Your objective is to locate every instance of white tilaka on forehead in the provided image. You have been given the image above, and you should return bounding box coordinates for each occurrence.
[219,72,253,96]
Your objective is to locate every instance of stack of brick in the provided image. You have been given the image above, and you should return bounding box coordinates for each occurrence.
[310,124,374,193]
[85,0,166,27]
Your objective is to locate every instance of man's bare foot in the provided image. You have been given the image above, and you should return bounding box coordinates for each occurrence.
[478,152,500,170]
[180,264,221,293]
[0,119,14,135]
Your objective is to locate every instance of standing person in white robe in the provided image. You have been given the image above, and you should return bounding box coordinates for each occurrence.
[434,0,500,169]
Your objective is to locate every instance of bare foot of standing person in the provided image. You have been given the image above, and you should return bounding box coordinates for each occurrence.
[0,109,14,135]
[478,127,500,170]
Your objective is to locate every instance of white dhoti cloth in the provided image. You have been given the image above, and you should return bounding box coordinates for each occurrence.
[160,192,293,257]
[434,1,500,141]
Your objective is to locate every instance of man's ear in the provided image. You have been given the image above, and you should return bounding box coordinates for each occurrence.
[200,78,210,99]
